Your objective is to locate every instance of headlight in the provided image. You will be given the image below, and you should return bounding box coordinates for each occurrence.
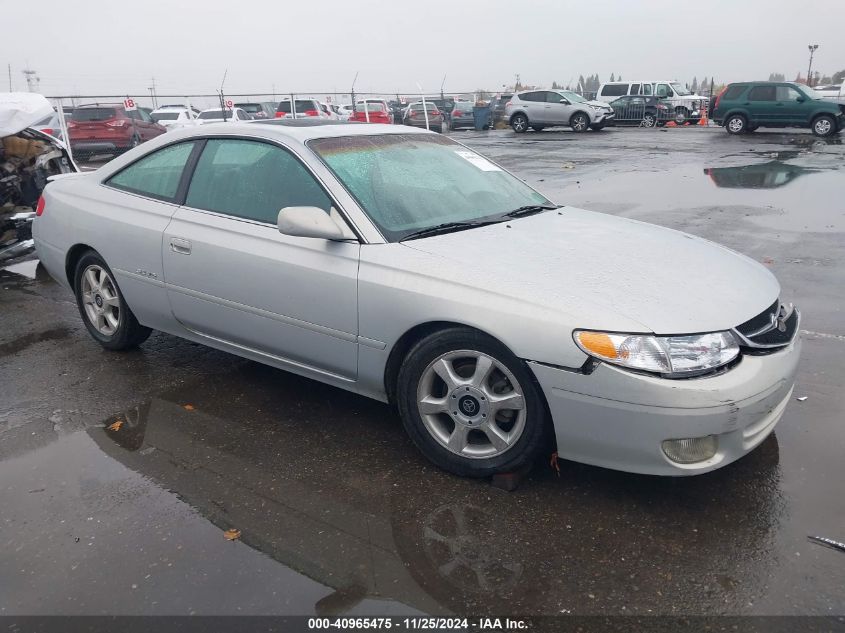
[573,330,739,377]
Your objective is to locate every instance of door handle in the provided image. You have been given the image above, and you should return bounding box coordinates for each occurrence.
[170,237,191,255]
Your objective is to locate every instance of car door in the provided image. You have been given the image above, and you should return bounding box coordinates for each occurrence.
[544,90,572,124]
[746,85,778,124]
[162,137,360,380]
[775,85,809,125]
[517,92,545,123]
[135,109,156,139]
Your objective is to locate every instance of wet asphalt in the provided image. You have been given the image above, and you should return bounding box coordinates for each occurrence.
[1,125,844,618]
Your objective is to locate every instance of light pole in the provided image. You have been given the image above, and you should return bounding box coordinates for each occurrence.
[807,44,819,87]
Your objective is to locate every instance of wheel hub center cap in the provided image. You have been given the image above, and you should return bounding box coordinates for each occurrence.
[450,386,489,426]
[94,294,103,308]
[459,396,479,416]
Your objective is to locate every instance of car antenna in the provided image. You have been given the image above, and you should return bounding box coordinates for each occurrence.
[351,71,359,114]
[219,69,229,123]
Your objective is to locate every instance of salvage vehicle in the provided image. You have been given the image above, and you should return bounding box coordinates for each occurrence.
[608,95,673,127]
[710,81,845,137]
[506,89,614,132]
[68,104,167,161]
[33,121,801,478]
[596,80,706,124]
[1,93,76,262]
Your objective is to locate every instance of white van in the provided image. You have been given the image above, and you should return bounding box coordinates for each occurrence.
[595,80,707,123]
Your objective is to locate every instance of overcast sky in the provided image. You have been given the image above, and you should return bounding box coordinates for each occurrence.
[5,0,844,101]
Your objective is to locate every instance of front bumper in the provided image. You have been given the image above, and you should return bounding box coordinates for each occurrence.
[529,336,801,476]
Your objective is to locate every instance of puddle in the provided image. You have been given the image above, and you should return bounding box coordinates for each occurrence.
[704,161,818,189]
[2,259,39,279]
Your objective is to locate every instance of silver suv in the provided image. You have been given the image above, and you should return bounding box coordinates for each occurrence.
[505,89,615,133]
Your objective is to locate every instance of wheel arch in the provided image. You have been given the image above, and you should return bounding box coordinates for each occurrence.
[65,243,98,288]
[508,110,528,124]
[723,109,750,125]
[569,110,592,126]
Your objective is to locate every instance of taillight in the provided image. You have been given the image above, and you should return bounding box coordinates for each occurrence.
[275,112,284,118]
[453,110,462,117]
[36,196,46,217]
[505,101,512,107]
[303,109,319,117]
[106,119,127,127]
[713,87,727,110]
[431,110,441,116]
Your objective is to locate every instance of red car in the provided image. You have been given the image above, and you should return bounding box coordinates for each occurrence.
[68,104,166,160]
[350,102,392,124]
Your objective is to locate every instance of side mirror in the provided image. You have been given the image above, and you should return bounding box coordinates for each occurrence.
[796,96,806,102]
[559,99,570,105]
[277,206,349,240]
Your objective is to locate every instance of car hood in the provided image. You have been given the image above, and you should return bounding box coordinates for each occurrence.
[0,92,54,137]
[403,208,779,334]
[585,100,612,109]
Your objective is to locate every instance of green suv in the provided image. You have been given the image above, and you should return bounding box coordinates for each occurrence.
[710,81,844,137]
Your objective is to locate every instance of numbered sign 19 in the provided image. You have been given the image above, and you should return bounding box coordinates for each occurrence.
[224,99,234,110]
[123,97,137,111]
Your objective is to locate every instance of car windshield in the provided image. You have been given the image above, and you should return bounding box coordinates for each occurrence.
[309,134,551,241]
[558,90,587,103]
[671,82,692,95]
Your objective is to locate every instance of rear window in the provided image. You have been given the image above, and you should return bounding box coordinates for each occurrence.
[198,110,225,119]
[152,112,179,121]
[409,103,439,112]
[276,100,318,113]
[237,104,263,113]
[357,102,386,112]
[723,85,747,100]
[72,108,117,121]
[600,84,629,97]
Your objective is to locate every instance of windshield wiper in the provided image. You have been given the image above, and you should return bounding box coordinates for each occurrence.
[400,219,503,241]
[504,204,560,218]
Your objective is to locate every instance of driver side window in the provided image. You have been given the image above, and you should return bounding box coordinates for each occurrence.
[185,139,333,224]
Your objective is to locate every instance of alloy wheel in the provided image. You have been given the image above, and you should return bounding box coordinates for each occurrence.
[642,113,656,128]
[727,117,744,133]
[416,350,527,459]
[80,265,121,336]
[814,118,832,136]
[571,114,588,131]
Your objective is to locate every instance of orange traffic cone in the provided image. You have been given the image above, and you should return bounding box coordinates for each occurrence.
[698,112,708,126]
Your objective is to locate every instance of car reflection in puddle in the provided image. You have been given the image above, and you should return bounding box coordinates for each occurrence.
[704,161,819,189]
[89,365,786,615]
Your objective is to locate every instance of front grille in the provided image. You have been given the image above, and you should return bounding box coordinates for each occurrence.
[733,300,799,352]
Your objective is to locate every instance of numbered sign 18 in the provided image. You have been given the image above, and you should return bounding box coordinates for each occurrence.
[123,97,137,111]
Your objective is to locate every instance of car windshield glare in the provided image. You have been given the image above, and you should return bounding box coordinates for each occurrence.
[671,83,692,96]
[308,134,551,241]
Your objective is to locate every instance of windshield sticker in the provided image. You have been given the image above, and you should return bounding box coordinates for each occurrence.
[454,150,502,172]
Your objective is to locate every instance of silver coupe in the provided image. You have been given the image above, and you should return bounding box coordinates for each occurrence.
[33,120,801,477]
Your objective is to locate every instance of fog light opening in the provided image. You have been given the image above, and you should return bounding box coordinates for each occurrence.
[662,436,719,464]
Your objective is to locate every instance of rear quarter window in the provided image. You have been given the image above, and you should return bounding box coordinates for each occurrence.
[723,85,746,100]
[106,142,196,201]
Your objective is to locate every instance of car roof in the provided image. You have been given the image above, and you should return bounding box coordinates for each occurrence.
[163,120,428,144]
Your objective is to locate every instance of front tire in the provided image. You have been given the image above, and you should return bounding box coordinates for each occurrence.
[812,115,836,137]
[641,113,657,128]
[725,114,747,134]
[74,251,152,350]
[396,328,550,478]
[511,113,529,133]
[570,112,589,132]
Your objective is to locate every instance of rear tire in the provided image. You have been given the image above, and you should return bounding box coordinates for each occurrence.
[73,251,152,350]
[511,113,529,133]
[725,114,747,134]
[641,113,657,128]
[674,107,690,124]
[396,328,551,478]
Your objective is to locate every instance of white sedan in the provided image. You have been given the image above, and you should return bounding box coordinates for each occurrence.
[32,121,800,478]
[194,108,252,125]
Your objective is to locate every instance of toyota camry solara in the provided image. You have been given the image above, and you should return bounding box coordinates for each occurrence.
[33,121,801,478]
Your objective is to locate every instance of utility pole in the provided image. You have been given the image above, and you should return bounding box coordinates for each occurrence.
[7,63,11,91]
[807,44,819,87]
[351,71,359,113]
[514,73,521,91]
[149,76,158,108]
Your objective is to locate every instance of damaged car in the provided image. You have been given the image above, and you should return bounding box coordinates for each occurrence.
[1,93,77,262]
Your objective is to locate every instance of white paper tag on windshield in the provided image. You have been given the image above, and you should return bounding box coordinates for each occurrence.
[454,150,502,171]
